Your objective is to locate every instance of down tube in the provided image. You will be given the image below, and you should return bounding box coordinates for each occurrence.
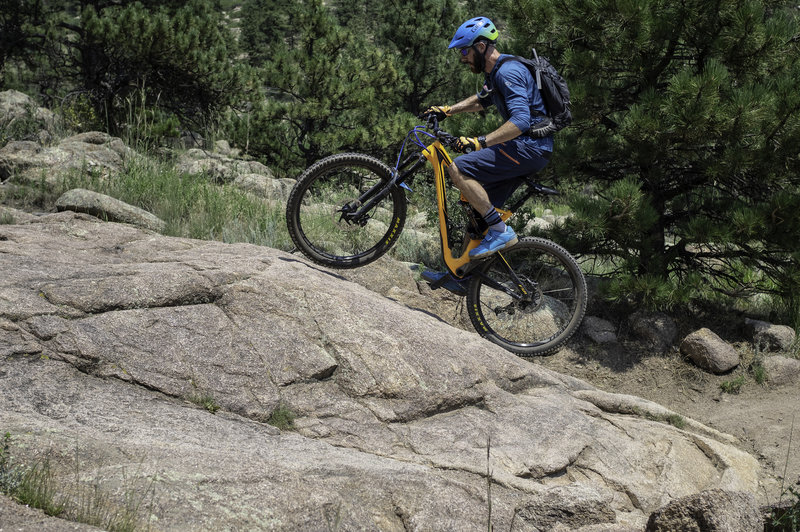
[421,143,473,276]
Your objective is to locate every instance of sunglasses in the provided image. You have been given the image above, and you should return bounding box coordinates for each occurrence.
[459,47,470,57]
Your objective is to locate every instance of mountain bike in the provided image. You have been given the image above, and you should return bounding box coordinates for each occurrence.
[285,118,587,356]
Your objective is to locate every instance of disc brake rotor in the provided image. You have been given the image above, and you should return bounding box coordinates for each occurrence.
[333,200,368,231]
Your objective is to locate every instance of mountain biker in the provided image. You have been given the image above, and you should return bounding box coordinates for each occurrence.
[421,16,554,295]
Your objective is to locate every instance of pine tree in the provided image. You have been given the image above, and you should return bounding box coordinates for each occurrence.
[233,0,410,175]
[1,0,247,134]
[240,0,293,66]
[329,0,383,33]
[376,0,475,114]
[0,0,41,80]
[83,0,247,132]
[500,0,800,320]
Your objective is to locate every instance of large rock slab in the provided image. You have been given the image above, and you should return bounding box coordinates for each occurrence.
[55,188,165,232]
[0,214,765,530]
[0,89,58,145]
[0,131,132,182]
[174,147,292,200]
[0,90,57,126]
[177,149,269,179]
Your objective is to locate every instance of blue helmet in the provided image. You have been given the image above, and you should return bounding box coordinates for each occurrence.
[448,17,499,50]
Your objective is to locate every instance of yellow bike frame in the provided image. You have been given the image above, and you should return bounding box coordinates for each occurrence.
[421,140,512,278]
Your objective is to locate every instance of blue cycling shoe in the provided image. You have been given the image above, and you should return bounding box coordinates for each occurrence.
[421,270,469,297]
[469,226,518,259]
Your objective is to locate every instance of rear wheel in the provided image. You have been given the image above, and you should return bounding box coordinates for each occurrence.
[286,153,407,268]
[466,237,587,356]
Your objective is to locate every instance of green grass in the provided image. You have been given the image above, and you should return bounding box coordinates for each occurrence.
[1,432,24,496]
[68,469,157,532]
[630,408,687,429]
[790,337,800,360]
[752,362,768,385]
[1,432,63,515]
[769,486,800,531]
[719,375,747,394]
[1,432,156,531]
[664,414,687,430]
[190,393,221,414]
[9,154,293,251]
[267,403,296,431]
[0,101,48,146]
[768,414,798,532]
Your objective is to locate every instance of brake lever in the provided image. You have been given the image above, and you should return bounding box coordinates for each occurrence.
[436,131,471,154]
[420,117,466,153]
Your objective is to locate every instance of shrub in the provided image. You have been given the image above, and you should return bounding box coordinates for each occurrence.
[267,403,296,431]
[720,375,746,394]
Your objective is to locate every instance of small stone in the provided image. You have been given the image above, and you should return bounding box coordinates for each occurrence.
[646,489,762,532]
[680,328,739,374]
[582,316,617,344]
[763,355,800,385]
[744,318,796,352]
[629,310,677,352]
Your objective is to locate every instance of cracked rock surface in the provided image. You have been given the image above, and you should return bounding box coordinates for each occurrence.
[0,212,763,531]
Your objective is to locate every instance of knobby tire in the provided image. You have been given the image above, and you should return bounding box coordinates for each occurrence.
[466,237,587,356]
[286,153,407,269]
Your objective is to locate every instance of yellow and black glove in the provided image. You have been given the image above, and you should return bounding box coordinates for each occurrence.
[454,136,486,153]
[420,105,452,120]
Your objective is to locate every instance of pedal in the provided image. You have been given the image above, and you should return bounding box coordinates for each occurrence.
[421,270,469,297]
[428,275,450,290]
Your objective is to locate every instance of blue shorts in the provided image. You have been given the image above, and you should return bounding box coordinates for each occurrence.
[453,137,551,207]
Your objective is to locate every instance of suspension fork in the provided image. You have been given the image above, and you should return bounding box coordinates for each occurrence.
[340,157,425,223]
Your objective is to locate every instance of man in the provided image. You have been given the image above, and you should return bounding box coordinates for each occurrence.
[421,16,554,295]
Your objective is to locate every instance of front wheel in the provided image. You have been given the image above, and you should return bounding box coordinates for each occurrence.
[286,153,407,269]
[466,237,587,356]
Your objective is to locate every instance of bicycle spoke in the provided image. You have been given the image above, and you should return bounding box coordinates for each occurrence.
[467,238,587,356]
[286,154,407,268]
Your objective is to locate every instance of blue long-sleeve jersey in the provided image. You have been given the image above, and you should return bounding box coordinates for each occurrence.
[479,54,554,153]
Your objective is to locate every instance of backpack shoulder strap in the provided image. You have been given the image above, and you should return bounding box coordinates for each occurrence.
[493,55,541,90]
[493,55,523,71]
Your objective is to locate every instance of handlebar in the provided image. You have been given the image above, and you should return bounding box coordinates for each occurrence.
[393,113,476,173]
[419,114,474,153]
